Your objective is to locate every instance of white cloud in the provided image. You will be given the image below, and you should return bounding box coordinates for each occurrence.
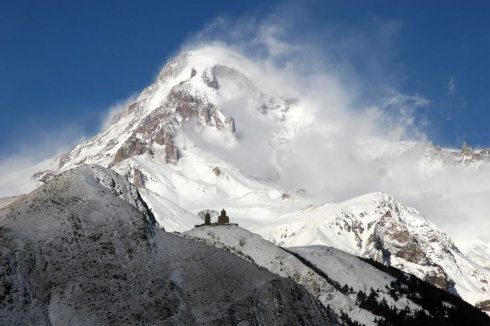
[178,14,490,243]
[0,126,86,197]
[448,76,456,95]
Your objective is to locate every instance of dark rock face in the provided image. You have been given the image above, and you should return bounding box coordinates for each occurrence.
[424,273,451,291]
[167,84,229,131]
[0,166,332,326]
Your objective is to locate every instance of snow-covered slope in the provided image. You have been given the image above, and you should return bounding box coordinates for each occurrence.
[460,240,490,270]
[184,225,378,325]
[253,192,490,310]
[0,165,332,325]
[184,225,490,324]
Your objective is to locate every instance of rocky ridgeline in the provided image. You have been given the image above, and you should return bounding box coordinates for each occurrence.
[424,141,490,168]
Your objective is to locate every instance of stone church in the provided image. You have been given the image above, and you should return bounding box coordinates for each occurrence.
[198,209,235,227]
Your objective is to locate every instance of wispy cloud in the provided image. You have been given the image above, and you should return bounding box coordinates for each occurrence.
[448,76,456,95]
[100,94,138,131]
[0,95,136,197]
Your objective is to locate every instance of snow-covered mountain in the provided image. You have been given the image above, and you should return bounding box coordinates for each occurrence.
[30,47,308,232]
[19,46,490,313]
[253,192,490,309]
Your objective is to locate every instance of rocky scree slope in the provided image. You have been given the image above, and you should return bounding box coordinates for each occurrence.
[0,165,332,326]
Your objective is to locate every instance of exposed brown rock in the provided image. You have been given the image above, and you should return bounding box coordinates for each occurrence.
[110,138,150,168]
[462,141,474,156]
[201,67,219,89]
[476,300,490,311]
[167,85,227,131]
[132,168,145,188]
[212,167,221,176]
[424,273,450,290]
[366,209,431,266]
[225,117,236,132]
[163,134,179,165]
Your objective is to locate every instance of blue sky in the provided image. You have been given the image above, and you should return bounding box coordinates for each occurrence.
[1,0,489,157]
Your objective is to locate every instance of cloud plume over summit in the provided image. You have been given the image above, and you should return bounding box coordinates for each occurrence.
[176,13,490,243]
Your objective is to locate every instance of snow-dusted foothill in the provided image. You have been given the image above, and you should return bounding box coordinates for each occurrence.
[0,165,332,325]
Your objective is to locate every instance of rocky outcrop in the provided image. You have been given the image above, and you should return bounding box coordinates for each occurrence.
[201,67,219,89]
[212,167,221,176]
[462,141,474,156]
[31,170,56,183]
[422,141,490,169]
[367,210,431,266]
[132,168,145,188]
[362,197,457,291]
[476,300,490,312]
[0,166,332,325]
[110,137,151,167]
[166,84,231,131]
